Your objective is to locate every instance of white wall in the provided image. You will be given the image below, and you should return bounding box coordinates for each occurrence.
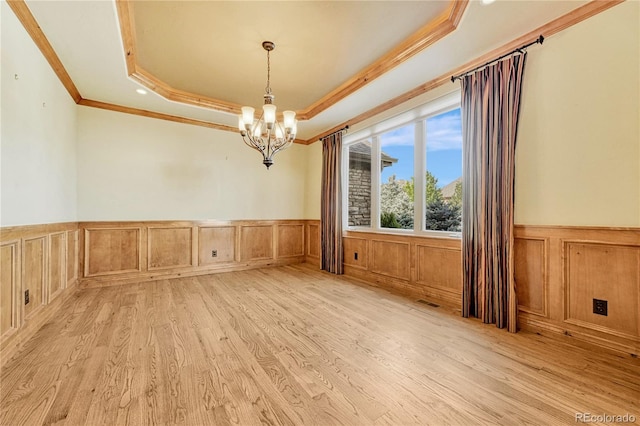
[76,107,307,221]
[304,141,322,220]
[1,2,78,227]
[515,1,639,226]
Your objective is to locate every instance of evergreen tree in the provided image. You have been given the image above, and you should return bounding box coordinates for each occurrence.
[425,199,461,232]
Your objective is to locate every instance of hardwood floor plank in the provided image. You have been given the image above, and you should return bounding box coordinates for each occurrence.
[1,265,638,426]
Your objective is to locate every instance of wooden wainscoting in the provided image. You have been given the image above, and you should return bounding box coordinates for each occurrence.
[79,220,308,287]
[342,230,463,308]
[305,220,321,267]
[0,222,79,363]
[313,225,640,355]
[514,225,640,355]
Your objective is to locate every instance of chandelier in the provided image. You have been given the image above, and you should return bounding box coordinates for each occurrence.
[238,41,297,169]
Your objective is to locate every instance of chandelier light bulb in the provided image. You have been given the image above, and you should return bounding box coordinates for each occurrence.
[263,104,276,126]
[238,115,245,131]
[283,110,296,129]
[241,107,255,129]
[275,125,284,139]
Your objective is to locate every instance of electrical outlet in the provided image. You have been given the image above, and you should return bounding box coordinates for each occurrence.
[212,249,217,258]
[593,298,608,316]
[354,252,358,260]
[24,290,29,305]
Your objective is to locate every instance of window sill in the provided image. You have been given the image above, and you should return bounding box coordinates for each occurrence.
[344,227,462,240]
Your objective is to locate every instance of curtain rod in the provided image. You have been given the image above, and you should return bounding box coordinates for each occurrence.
[322,125,350,140]
[451,35,544,83]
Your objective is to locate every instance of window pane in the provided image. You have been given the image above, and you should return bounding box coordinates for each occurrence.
[347,142,372,227]
[380,124,415,230]
[425,108,462,232]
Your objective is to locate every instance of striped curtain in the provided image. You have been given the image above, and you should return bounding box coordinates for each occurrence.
[460,53,527,332]
[320,132,344,274]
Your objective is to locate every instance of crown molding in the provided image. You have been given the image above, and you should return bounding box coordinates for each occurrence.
[115,0,469,121]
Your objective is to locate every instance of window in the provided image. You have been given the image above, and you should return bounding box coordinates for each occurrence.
[380,124,414,229]
[344,92,462,236]
[347,142,372,227]
[425,108,463,232]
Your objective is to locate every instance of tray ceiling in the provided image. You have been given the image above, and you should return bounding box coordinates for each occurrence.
[132,1,451,112]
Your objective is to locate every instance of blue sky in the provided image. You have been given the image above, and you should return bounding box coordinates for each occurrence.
[380,108,462,188]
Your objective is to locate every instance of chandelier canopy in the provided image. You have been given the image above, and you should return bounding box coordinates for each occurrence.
[238,41,297,169]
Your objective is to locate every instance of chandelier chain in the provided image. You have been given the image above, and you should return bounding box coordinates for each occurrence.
[265,49,271,95]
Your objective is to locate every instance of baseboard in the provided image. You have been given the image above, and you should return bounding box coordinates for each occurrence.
[80,257,306,288]
[519,313,639,357]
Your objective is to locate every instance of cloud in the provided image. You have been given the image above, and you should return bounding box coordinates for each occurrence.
[380,125,414,147]
[379,109,463,151]
[426,110,462,151]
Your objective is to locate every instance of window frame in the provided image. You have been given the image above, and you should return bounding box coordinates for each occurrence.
[342,91,462,239]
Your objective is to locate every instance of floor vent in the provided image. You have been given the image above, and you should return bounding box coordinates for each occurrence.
[416,299,439,308]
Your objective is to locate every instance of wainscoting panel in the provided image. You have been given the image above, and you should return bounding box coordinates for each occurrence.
[343,236,368,270]
[371,240,410,280]
[240,225,274,261]
[564,242,639,338]
[67,230,78,286]
[148,226,193,270]
[514,237,547,316]
[277,224,304,258]
[341,231,462,307]
[305,222,320,265]
[1,242,20,341]
[84,227,141,277]
[199,226,236,265]
[0,223,79,362]
[415,244,461,294]
[516,225,640,355]
[48,232,66,302]
[23,236,46,319]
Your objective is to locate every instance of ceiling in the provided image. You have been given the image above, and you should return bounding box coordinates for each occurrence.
[22,0,591,141]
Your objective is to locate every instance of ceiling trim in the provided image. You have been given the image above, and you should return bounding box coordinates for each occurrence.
[78,99,237,132]
[115,0,469,121]
[78,99,308,144]
[305,0,625,144]
[6,0,82,103]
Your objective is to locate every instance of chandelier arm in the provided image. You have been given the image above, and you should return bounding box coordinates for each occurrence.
[242,136,265,153]
[270,138,294,157]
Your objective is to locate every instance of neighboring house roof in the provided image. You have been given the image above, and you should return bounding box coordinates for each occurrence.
[441,177,462,199]
[349,141,398,168]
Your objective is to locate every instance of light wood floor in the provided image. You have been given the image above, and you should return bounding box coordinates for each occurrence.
[1,265,639,425]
